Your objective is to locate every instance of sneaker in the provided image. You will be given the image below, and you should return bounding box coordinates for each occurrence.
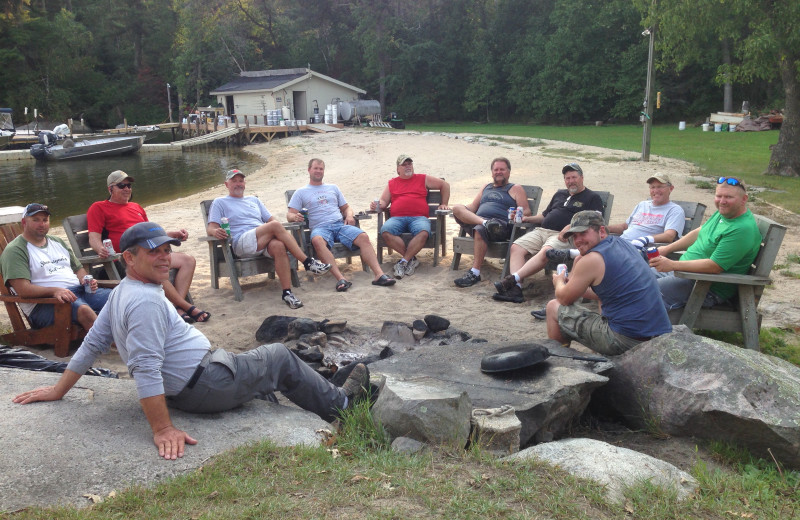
[282,292,304,309]
[454,270,481,288]
[393,260,407,279]
[341,363,370,404]
[306,257,332,275]
[546,248,572,263]
[493,275,518,295]
[404,257,420,276]
[531,307,547,320]
[492,284,524,303]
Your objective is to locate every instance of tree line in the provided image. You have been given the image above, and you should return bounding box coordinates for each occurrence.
[1,0,797,175]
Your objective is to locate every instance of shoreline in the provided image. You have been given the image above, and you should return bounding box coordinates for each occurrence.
[5,128,800,373]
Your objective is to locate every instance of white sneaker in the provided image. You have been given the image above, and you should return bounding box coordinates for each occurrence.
[282,292,303,309]
[393,260,406,279]
[404,257,420,276]
[306,258,331,275]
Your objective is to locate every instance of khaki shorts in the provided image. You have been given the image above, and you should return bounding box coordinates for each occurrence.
[557,303,642,356]
[233,228,273,258]
[514,227,570,255]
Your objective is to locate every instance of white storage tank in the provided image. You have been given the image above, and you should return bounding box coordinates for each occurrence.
[337,100,381,121]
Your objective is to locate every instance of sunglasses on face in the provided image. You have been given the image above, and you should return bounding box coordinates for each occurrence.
[115,183,133,189]
[717,177,745,190]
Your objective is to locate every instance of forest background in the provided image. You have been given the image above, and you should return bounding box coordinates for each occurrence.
[1,0,797,175]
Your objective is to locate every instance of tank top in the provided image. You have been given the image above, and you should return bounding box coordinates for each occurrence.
[389,174,429,217]
[476,183,516,220]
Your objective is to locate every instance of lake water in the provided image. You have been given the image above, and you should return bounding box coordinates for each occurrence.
[0,145,266,222]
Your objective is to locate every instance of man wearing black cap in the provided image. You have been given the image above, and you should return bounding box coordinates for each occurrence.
[494,163,603,303]
[0,203,112,333]
[544,211,672,355]
[14,222,372,460]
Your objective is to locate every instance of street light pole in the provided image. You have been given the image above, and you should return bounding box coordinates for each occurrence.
[641,26,655,162]
[166,83,173,123]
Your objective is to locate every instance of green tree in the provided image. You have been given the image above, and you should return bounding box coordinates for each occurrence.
[646,0,800,177]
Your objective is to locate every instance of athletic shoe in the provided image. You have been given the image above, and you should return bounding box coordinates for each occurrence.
[494,275,518,295]
[531,307,547,320]
[341,363,370,404]
[545,248,572,263]
[306,257,331,275]
[492,284,524,303]
[282,292,303,309]
[404,256,420,276]
[454,270,481,287]
[393,260,406,279]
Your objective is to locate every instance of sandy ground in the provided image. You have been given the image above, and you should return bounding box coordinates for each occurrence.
[5,128,800,374]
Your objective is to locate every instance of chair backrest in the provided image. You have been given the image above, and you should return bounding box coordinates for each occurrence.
[200,199,214,226]
[522,185,544,216]
[750,214,787,278]
[673,200,707,236]
[0,222,30,328]
[593,191,614,225]
[0,222,22,251]
[62,214,95,260]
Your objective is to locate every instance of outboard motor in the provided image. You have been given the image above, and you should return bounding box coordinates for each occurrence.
[38,131,58,146]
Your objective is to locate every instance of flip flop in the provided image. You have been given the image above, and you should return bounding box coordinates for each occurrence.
[336,279,352,292]
[186,305,211,323]
[178,311,193,323]
[371,274,396,287]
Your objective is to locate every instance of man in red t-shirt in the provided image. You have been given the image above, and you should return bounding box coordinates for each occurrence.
[86,170,208,323]
[370,155,450,278]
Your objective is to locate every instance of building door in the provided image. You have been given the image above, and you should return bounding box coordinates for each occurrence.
[225,96,235,115]
[293,91,307,120]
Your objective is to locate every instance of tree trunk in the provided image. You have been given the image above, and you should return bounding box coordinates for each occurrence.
[721,38,733,113]
[766,52,800,177]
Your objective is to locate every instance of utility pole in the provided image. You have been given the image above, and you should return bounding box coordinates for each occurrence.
[166,83,173,123]
[641,25,655,161]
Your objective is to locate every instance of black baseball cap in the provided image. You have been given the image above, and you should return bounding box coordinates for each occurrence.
[23,203,51,218]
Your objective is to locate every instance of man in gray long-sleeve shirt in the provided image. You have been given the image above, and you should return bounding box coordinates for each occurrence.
[13,222,371,460]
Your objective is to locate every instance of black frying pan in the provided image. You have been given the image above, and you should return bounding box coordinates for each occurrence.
[480,344,608,373]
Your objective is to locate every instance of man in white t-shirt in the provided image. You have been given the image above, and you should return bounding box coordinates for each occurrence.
[0,203,111,332]
[287,158,396,291]
[206,169,332,309]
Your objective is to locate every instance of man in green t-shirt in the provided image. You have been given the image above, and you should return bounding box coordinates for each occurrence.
[0,203,111,331]
[650,177,761,309]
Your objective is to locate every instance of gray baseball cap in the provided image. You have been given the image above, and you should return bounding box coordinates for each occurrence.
[119,222,181,252]
[562,163,583,175]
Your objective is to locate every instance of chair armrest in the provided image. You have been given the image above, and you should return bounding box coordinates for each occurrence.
[0,295,62,305]
[436,209,452,216]
[79,253,121,263]
[283,222,303,231]
[673,271,772,286]
[199,236,227,243]
[96,280,120,289]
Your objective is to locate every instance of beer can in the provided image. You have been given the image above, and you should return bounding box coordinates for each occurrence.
[373,198,380,213]
[515,206,524,223]
[508,206,516,223]
[646,247,660,260]
[102,239,115,255]
[220,216,231,236]
[300,208,309,226]
[83,274,96,294]
[556,263,568,277]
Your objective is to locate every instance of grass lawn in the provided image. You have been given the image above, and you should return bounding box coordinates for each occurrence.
[410,123,800,213]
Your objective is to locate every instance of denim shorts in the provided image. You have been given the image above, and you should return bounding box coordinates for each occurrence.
[381,216,431,236]
[27,284,112,328]
[653,270,725,310]
[311,221,365,250]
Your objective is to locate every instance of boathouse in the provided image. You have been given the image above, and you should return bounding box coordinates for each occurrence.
[210,68,366,122]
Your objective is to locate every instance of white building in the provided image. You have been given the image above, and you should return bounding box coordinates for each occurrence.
[210,68,366,121]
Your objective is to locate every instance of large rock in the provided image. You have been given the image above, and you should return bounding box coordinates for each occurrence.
[505,438,698,503]
[369,340,611,446]
[372,375,472,447]
[255,315,296,343]
[380,321,416,344]
[593,326,800,468]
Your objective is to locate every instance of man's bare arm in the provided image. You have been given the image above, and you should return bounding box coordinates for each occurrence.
[140,394,197,460]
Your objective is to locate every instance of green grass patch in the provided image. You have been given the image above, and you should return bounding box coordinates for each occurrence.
[696,327,800,366]
[411,123,800,212]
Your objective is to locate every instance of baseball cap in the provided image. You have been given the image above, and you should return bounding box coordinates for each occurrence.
[107,170,134,187]
[396,154,413,166]
[119,222,181,252]
[23,203,51,218]
[562,163,583,175]
[563,210,604,239]
[225,169,245,181]
[646,173,672,185]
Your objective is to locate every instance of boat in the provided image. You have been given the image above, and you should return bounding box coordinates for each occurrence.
[0,108,15,150]
[29,133,144,161]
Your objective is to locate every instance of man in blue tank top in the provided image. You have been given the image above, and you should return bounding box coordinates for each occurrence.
[544,211,673,355]
[451,157,532,287]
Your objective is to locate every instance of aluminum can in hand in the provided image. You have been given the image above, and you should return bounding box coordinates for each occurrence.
[102,239,115,255]
[556,263,568,277]
[83,274,96,294]
[646,247,660,260]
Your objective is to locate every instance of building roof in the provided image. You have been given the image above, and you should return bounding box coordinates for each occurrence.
[210,68,365,96]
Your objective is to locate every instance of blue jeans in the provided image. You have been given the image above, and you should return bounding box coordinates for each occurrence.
[27,284,112,328]
[654,271,725,311]
[380,216,431,236]
[311,221,365,250]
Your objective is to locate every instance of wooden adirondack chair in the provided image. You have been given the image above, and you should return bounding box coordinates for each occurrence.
[200,200,300,302]
[376,188,447,266]
[284,190,369,272]
[0,222,115,357]
[450,185,544,277]
[62,214,122,280]
[667,213,786,351]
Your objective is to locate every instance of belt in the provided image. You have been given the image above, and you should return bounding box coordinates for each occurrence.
[185,350,213,389]
[632,335,657,342]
